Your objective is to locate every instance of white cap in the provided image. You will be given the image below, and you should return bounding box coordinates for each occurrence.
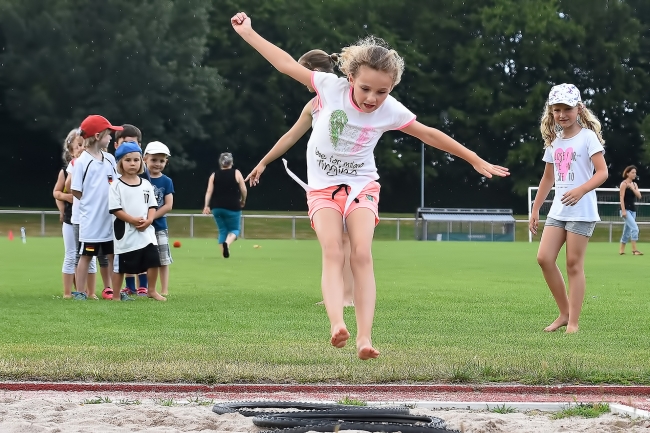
[144,141,171,156]
[548,83,582,107]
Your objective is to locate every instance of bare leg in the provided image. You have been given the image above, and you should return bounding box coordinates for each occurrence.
[565,232,590,333]
[619,242,626,255]
[346,208,380,360]
[342,232,355,307]
[112,272,124,301]
[147,267,166,301]
[62,273,75,299]
[86,272,97,299]
[75,255,92,296]
[159,265,169,295]
[226,232,237,246]
[313,208,348,348]
[536,226,568,332]
[99,260,111,290]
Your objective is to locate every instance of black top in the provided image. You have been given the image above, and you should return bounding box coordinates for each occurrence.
[209,168,241,211]
[62,166,73,225]
[623,185,636,212]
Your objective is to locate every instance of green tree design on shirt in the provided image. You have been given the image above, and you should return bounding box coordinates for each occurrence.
[329,110,348,149]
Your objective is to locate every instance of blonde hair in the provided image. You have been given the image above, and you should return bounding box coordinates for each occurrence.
[338,36,405,86]
[539,102,605,148]
[116,152,145,175]
[83,129,110,148]
[62,128,80,163]
[298,50,338,73]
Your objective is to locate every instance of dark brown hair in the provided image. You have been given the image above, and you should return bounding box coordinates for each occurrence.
[622,165,637,178]
[115,124,142,143]
[298,49,338,73]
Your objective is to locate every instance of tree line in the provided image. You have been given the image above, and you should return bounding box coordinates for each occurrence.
[0,0,648,213]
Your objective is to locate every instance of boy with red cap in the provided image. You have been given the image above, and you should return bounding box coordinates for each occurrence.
[70,115,123,300]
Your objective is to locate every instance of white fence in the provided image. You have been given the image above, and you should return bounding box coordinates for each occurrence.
[1,210,648,242]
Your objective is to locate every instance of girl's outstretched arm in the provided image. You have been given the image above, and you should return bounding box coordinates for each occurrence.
[401,121,509,178]
[246,101,313,186]
[231,12,312,87]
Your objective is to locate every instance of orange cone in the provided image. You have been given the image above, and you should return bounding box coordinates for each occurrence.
[8,230,14,241]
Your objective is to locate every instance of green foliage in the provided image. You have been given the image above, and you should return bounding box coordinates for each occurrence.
[337,396,367,406]
[552,402,610,419]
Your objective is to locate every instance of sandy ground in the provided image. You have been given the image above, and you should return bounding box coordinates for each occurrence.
[1,390,649,433]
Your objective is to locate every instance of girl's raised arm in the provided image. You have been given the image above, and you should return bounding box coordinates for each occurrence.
[231,12,312,87]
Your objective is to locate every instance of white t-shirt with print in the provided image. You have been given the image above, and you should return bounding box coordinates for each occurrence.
[108,178,158,255]
[542,128,605,222]
[284,71,416,215]
[71,151,118,242]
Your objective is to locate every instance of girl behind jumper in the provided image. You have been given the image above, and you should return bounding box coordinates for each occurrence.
[529,83,608,334]
[231,12,509,359]
[246,49,355,307]
[109,142,166,302]
[53,129,84,298]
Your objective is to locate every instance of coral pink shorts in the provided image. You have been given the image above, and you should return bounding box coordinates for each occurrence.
[307,181,380,229]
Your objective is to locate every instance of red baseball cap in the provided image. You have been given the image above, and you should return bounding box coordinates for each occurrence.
[79,115,123,138]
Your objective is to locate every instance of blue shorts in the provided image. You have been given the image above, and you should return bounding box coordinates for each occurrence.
[211,208,242,243]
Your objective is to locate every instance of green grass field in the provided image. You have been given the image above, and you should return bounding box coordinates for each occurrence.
[0,237,648,385]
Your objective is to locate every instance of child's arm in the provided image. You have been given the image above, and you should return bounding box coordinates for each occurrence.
[529,162,555,235]
[153,194,173,220]
[560,152,607,206]
[202,173,215,215]
[235,169,248,208]
[112,210,142,226]
[231,12,312,87]
[246,101,313,186]
[135,207,157,231]
[53,171,73,204]
[401,121,509,178]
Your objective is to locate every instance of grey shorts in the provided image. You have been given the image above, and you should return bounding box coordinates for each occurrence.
[155,229,173,266]
[545,217,596,238]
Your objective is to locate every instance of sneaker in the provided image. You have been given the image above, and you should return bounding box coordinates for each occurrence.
[222,242,230,258]
[73,292,87,301]
[136,287,148,297]
[121,287,137,295]
[120,292,135,301]
[101,288,113,300]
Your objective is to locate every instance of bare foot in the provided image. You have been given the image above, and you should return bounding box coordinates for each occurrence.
[343,300,354,308]
[565,324,579,334]
[148,292,167,301]
[63,295,73,300]
[330,326,350,348]
[544,316,568,332]
[161,291,168,296]
[357,344,380,360]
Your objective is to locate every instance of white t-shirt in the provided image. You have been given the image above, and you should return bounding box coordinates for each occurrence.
[284,71,416,215]
[66,160,80,225]
[71,150,118,242]
[542,128,605,222]
[108,178,158,255]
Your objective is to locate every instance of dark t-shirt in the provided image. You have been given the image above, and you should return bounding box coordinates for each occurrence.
[62,166,73,225]
[209,168,241,211]
[623,186,637,212]
[150,174,175,231]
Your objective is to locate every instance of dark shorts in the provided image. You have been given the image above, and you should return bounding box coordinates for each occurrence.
[78,241,114,257]
[118,244,161,275]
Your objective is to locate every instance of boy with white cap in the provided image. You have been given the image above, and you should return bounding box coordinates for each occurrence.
[144,141,175,296]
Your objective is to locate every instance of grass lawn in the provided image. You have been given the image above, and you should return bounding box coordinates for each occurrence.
[0,237,648,385]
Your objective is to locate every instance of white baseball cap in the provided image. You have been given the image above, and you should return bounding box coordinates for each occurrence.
[144,141,171,156]
[548,83,582,107]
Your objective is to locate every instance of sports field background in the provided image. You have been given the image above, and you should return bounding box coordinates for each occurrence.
[1,210,650,242]
[0,236,648,385]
